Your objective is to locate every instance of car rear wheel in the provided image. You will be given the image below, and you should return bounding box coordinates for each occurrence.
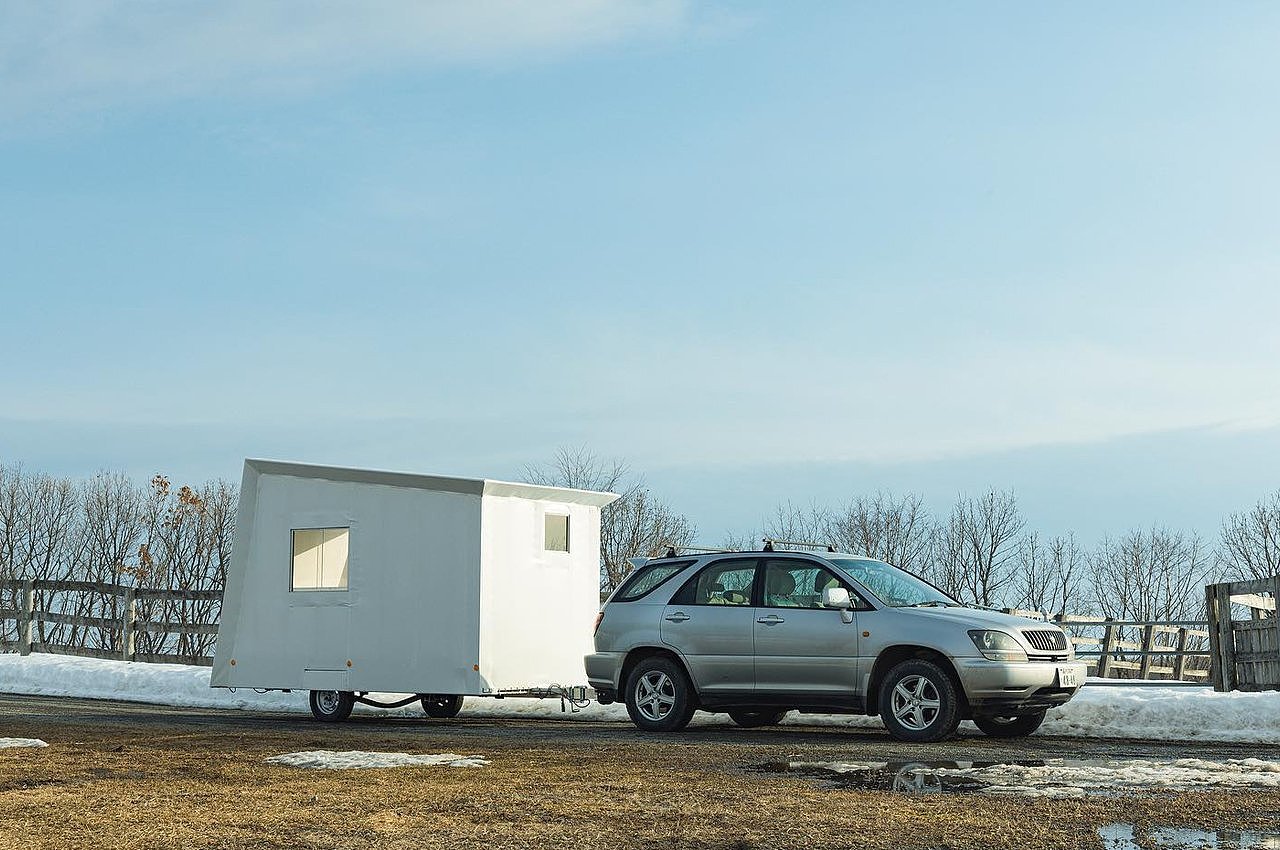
[878,659,961,743]
[420,694,464,718]
[309,689,355,722]
[625,656,696,732]
[727,709,789,728]
[973,710,1046,738]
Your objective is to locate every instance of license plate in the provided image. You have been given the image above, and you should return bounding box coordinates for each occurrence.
[1057,666,1079,688]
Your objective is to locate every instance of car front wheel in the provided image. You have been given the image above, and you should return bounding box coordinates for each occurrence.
[625,656,696,732]
[973,710,1046,738]
[878,659,961,743]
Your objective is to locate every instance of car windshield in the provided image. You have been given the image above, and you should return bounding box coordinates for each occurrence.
[829,558,957,608]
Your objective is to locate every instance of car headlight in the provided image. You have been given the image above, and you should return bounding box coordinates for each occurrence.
[967,630,1028,662]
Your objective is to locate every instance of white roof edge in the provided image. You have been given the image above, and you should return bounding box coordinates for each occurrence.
[243,459,619,505]
[482,479,620,507]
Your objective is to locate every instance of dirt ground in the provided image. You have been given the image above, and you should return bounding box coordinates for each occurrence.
[1,695,1277,850]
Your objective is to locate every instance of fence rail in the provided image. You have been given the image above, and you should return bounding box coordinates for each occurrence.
[0,579,221,666]
[1001,608,1213,680]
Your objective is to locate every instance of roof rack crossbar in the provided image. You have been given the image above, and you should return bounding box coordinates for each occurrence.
[762,538,837,553]
[660,544,742,558]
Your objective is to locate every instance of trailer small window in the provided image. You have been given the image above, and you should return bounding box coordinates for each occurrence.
[291,528,349,590]
[544,513,569,552]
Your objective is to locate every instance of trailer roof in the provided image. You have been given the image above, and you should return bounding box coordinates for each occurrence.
[244,459,620,507]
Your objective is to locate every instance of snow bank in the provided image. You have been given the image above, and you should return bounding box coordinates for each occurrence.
[264,751,487,770]
[1039,684,1280,744]
[0,738,48,748]
[2,654,1278,743]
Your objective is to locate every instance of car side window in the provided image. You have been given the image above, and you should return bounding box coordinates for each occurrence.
[762,560,867,610]
[670,559,758,606]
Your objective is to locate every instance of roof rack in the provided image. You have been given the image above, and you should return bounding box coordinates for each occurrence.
[762,538,837,553]
[660,544,741,558]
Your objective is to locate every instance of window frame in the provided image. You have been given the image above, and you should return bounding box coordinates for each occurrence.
[289,526,351,593]
[543,511,571,553]
[611,560,695,603]
[759,556,873,611]
[669,557,762,607]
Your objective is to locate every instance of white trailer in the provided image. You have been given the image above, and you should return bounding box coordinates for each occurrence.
[211,459,617,720]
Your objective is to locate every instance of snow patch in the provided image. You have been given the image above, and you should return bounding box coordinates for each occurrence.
[0,738,48,749]
[264,751,488,770]
[937,757,1280,795]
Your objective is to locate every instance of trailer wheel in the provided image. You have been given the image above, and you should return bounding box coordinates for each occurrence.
[309,689,354,722]
[420,694,464,719]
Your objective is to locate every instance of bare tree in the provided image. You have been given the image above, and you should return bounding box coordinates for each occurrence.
[1091,528,1214,622]
[524,447,695,592]
[935,489,1024,607]
[822,492,932,573]
[762,501,826,545]
[1220,490,1280,581]
[1013,532,1088,617]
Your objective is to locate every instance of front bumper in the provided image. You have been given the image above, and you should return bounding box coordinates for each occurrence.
[956,658,1088,715]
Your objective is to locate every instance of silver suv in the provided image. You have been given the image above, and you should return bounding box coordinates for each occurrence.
[585,546,1087,742]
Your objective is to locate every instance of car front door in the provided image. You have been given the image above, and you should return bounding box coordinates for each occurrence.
[660,558,760,695]
[753,558,862,698]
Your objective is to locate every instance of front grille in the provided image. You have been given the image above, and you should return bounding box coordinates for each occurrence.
[1023,629,1068,652]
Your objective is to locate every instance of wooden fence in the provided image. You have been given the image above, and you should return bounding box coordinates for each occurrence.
[1001,608,1213,680]
[0,579,221,666]
[1205,576,1279,692]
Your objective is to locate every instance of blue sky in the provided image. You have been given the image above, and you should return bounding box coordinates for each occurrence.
[2,1,1278,543]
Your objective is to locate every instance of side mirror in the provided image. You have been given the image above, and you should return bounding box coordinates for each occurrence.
[822,586,852,609]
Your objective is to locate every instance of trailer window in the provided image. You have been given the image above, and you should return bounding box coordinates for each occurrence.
[291,528,349,590]
[544,513,570,552]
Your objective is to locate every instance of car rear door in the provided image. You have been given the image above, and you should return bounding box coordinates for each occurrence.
[660,558,760,694]
[753,558,862,698]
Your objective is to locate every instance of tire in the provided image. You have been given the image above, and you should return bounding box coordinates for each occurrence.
[728,709,789,728]
[973,710,1046,738]
[624,656,696,732]
[420,694,464,719]
[309,689,355,722]
[878,659,961,743]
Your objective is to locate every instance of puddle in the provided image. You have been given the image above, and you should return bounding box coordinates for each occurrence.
[1099,823,1280,849]
[758,757,1280,798]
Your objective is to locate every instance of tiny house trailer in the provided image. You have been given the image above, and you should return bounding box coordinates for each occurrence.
[211,459,617,720]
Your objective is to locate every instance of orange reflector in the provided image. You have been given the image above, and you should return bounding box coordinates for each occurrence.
[473,664,479,671]
[862,631,870,638]
[346,659,353,667]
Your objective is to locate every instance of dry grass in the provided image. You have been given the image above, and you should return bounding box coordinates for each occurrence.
[1,719,1278,850]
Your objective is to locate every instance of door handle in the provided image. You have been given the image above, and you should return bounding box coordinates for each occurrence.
[665,612,690,622]
[756,615,785,625]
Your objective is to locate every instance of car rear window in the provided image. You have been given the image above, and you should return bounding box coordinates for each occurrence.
[612,561,693,603]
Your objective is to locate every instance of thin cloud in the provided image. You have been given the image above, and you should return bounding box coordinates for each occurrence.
[0,0,688,122]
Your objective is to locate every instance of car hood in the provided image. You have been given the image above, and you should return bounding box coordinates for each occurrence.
[895,605,1055,634]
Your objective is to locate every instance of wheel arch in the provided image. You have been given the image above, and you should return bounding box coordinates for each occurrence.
[619,646,698,705]
[867,645,970,719]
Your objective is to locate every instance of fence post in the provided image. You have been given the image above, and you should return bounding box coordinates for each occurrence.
[1098,618,1117,679]
[1206,584,1223,691]
[1173,627,1189,681]
[121,588,136,663]
[18,579,34,657]
[1215,584,1236,692]
[1138,624,1156,679]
